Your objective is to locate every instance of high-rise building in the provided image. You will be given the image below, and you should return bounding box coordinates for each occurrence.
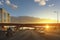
[0,8,10,23]
[0,8,10,31]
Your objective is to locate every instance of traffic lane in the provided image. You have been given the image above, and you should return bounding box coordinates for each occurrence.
[9,30,46,40]
[26,30,45,40]
[18,30,35,40]
[37,31,60,40]
[19,30,60,40]
[9,30,60,40]
[8,30,30,40]
[45,32,60,37]
[43,32,60,40]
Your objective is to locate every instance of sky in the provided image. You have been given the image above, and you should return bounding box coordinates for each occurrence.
[0,0,60,20]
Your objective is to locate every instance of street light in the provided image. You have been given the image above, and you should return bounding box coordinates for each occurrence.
[54,11,59,32]
[54,11,59,23]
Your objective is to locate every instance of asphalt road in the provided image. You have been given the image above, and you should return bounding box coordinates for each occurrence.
[0,30,60,40]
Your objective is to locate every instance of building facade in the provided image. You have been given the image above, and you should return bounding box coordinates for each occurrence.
[0,8,10,23]
[0,8,10,31]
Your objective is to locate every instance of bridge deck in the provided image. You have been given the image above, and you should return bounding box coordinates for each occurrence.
[0,23,60,27]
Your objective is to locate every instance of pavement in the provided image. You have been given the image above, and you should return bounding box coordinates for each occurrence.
[0,30,60,40]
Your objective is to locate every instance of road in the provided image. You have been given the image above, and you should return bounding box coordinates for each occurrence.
[0,30,60,40]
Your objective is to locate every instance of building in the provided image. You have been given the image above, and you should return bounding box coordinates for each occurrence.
[0,8,10,31]
[0,8,10,23]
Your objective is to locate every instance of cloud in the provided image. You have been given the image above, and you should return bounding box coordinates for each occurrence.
[6,0,11,5]
[39,0,46,6]
[0,1,3,5]
[5,0,18,9]
[11,4,18,9]
[0,0,18,10]
[45,0,48,1]
[48,4,55,7]
[1,0,4,3]
[34,0,41,2]
[34,0,49,6]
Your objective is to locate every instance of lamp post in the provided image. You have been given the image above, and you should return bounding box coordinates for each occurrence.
[54,11,59,32]
[54,11,59,23]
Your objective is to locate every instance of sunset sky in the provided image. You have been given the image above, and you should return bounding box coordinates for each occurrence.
[0,0,60,20]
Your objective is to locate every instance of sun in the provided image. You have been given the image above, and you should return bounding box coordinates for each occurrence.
[45,25,50,29]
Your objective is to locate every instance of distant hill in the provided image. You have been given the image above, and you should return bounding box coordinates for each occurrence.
[11,16,41,23]
[11,16,57,23]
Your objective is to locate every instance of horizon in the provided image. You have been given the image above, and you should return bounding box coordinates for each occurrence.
[11,16,60,23]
